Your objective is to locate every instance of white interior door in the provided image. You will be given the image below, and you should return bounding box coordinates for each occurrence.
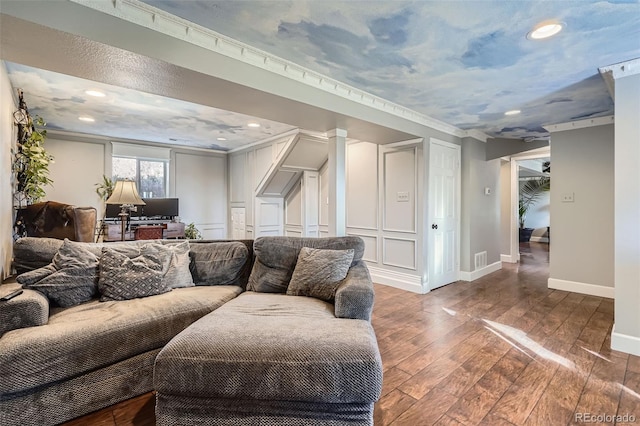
[428,139,460,289]
[231,207,246,239]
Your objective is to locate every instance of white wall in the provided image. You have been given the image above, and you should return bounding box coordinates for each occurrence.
[549,124,614,291]
[46,138,105,211]
[174,152,227,239]
[1,61,16,278]
[461,137,501,272]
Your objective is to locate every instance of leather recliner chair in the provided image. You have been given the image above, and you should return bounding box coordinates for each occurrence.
[15,201,97,243]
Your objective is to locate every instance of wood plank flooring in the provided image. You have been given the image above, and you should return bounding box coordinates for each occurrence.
[62,243,640,425]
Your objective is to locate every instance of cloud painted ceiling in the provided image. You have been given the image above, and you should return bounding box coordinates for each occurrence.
[5,62,296,150]
[143,0,640,139]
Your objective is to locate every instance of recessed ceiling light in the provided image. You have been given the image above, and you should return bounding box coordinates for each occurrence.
[85,90,106,97]
[78,116,95,122]
[247,122,261,128]
[528,20,563,40]
[504,110,521,116]
[217,137,227,141]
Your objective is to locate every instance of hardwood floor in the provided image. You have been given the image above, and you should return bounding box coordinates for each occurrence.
[63,243,639,425]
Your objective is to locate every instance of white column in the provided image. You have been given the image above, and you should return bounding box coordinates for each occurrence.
[327,129,347,236]
[609,60,640,356]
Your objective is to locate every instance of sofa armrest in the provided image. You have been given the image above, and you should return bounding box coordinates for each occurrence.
[334,261,375,321]
[0,283,49,336]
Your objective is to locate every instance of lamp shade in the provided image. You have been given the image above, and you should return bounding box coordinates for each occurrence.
[106,180,145,206]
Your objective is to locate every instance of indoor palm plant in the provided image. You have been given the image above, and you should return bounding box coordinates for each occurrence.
[519,176,550,242]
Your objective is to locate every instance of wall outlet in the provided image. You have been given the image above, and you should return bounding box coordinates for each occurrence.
[484,187,491,195]
[562,192,575,203]
[397,191,410,202]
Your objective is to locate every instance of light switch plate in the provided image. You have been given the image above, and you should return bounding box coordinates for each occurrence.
[562,192,574,203]
[397,191,410,202]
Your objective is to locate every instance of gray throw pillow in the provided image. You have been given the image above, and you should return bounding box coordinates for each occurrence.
[99,247,171,301]
[19,239,99,308]
[189,242,249,285]
[286,247,355,302]
[141,241,194,289]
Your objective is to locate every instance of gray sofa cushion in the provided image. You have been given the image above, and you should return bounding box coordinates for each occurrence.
[98,248,170,301]
[19,239,99,307]
[0,285,243,396]
[287,247,354,302]
[247,236,365,293]
[0,283,49,337]
[189,242,249,285]
[154,292,383,404]
[143,241,194,288]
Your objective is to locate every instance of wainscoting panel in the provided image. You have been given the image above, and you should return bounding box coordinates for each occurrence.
[254,144,274,189]
[285,182,302,226]
[347,232,378,263]
[383,148,417,233]
[346,142,378,230]
[382,237,417,270]
[229,153,245,204]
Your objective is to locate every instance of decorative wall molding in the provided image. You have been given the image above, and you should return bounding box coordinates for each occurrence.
[611,325,640,357]
[599,58,640,80]
[543,115,614,133]
[368,266,423,294]
[382,237,417,270]
[73,0,489,139]
[347,232,378,263]
[548,278,614,299]
[459,261,502,282]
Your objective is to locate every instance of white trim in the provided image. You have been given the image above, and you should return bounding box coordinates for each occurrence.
[326,128,348,138]
[228,129,300,154]
[543,115,614,133]
[72,0,490,139]
[459,261,502,282]
[462,129,489,143]
[611,325,640,357]
[599,58,640,80]
[385,138,424,148]
[529,236,549,243]
[501,254,518,263]
[368,266,424,294]
[547,278,614,298]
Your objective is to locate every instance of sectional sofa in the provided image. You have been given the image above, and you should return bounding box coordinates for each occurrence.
[0,236,382,426]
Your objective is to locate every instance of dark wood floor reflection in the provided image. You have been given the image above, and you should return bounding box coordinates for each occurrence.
[63,243,639,425]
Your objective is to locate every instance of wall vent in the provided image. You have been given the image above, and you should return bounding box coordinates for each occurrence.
[474,251,487,270]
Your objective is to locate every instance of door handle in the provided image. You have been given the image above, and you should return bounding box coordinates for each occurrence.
[432,224,438,230]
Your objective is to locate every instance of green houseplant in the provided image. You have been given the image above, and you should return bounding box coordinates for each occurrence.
[12,90,53,207]
[184,222,202,240]
[519,176,550,242]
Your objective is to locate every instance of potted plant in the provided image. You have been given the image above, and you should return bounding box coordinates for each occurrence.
[184,223,202,240]
[12,90,53,207]
[519,177,550,242]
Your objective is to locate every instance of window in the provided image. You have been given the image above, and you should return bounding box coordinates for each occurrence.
[112,156,167,198]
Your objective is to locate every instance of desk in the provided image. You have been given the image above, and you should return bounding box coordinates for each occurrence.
[103,221,185,241]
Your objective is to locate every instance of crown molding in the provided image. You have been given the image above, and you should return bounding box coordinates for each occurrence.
[543,115,614,133]
[599,58,640,80]
[72,0,481,139]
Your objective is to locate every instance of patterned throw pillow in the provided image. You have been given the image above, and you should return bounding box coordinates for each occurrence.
[98,248,171,301]
[141,241,194,289]
[19,239,99,308]
[286,247,355,302]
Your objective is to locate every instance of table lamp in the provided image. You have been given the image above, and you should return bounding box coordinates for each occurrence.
[106,179,145,241]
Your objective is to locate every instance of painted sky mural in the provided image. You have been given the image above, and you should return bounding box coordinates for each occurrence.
[143,0,639,139]
[5,62,296,150]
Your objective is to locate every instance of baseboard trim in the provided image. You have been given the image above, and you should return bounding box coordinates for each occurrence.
[501,254,517,263]
[459,261,502,282]
[530,236,549,243]
[368,266,424,294]
[548,278,614,298]
[611,325,640,356]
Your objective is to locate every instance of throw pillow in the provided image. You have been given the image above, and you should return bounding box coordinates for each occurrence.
[19,239,99,308]
[98,248,171,301]
[141,241,194,289]
[189,242,249,285]
[286,247,355,302]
